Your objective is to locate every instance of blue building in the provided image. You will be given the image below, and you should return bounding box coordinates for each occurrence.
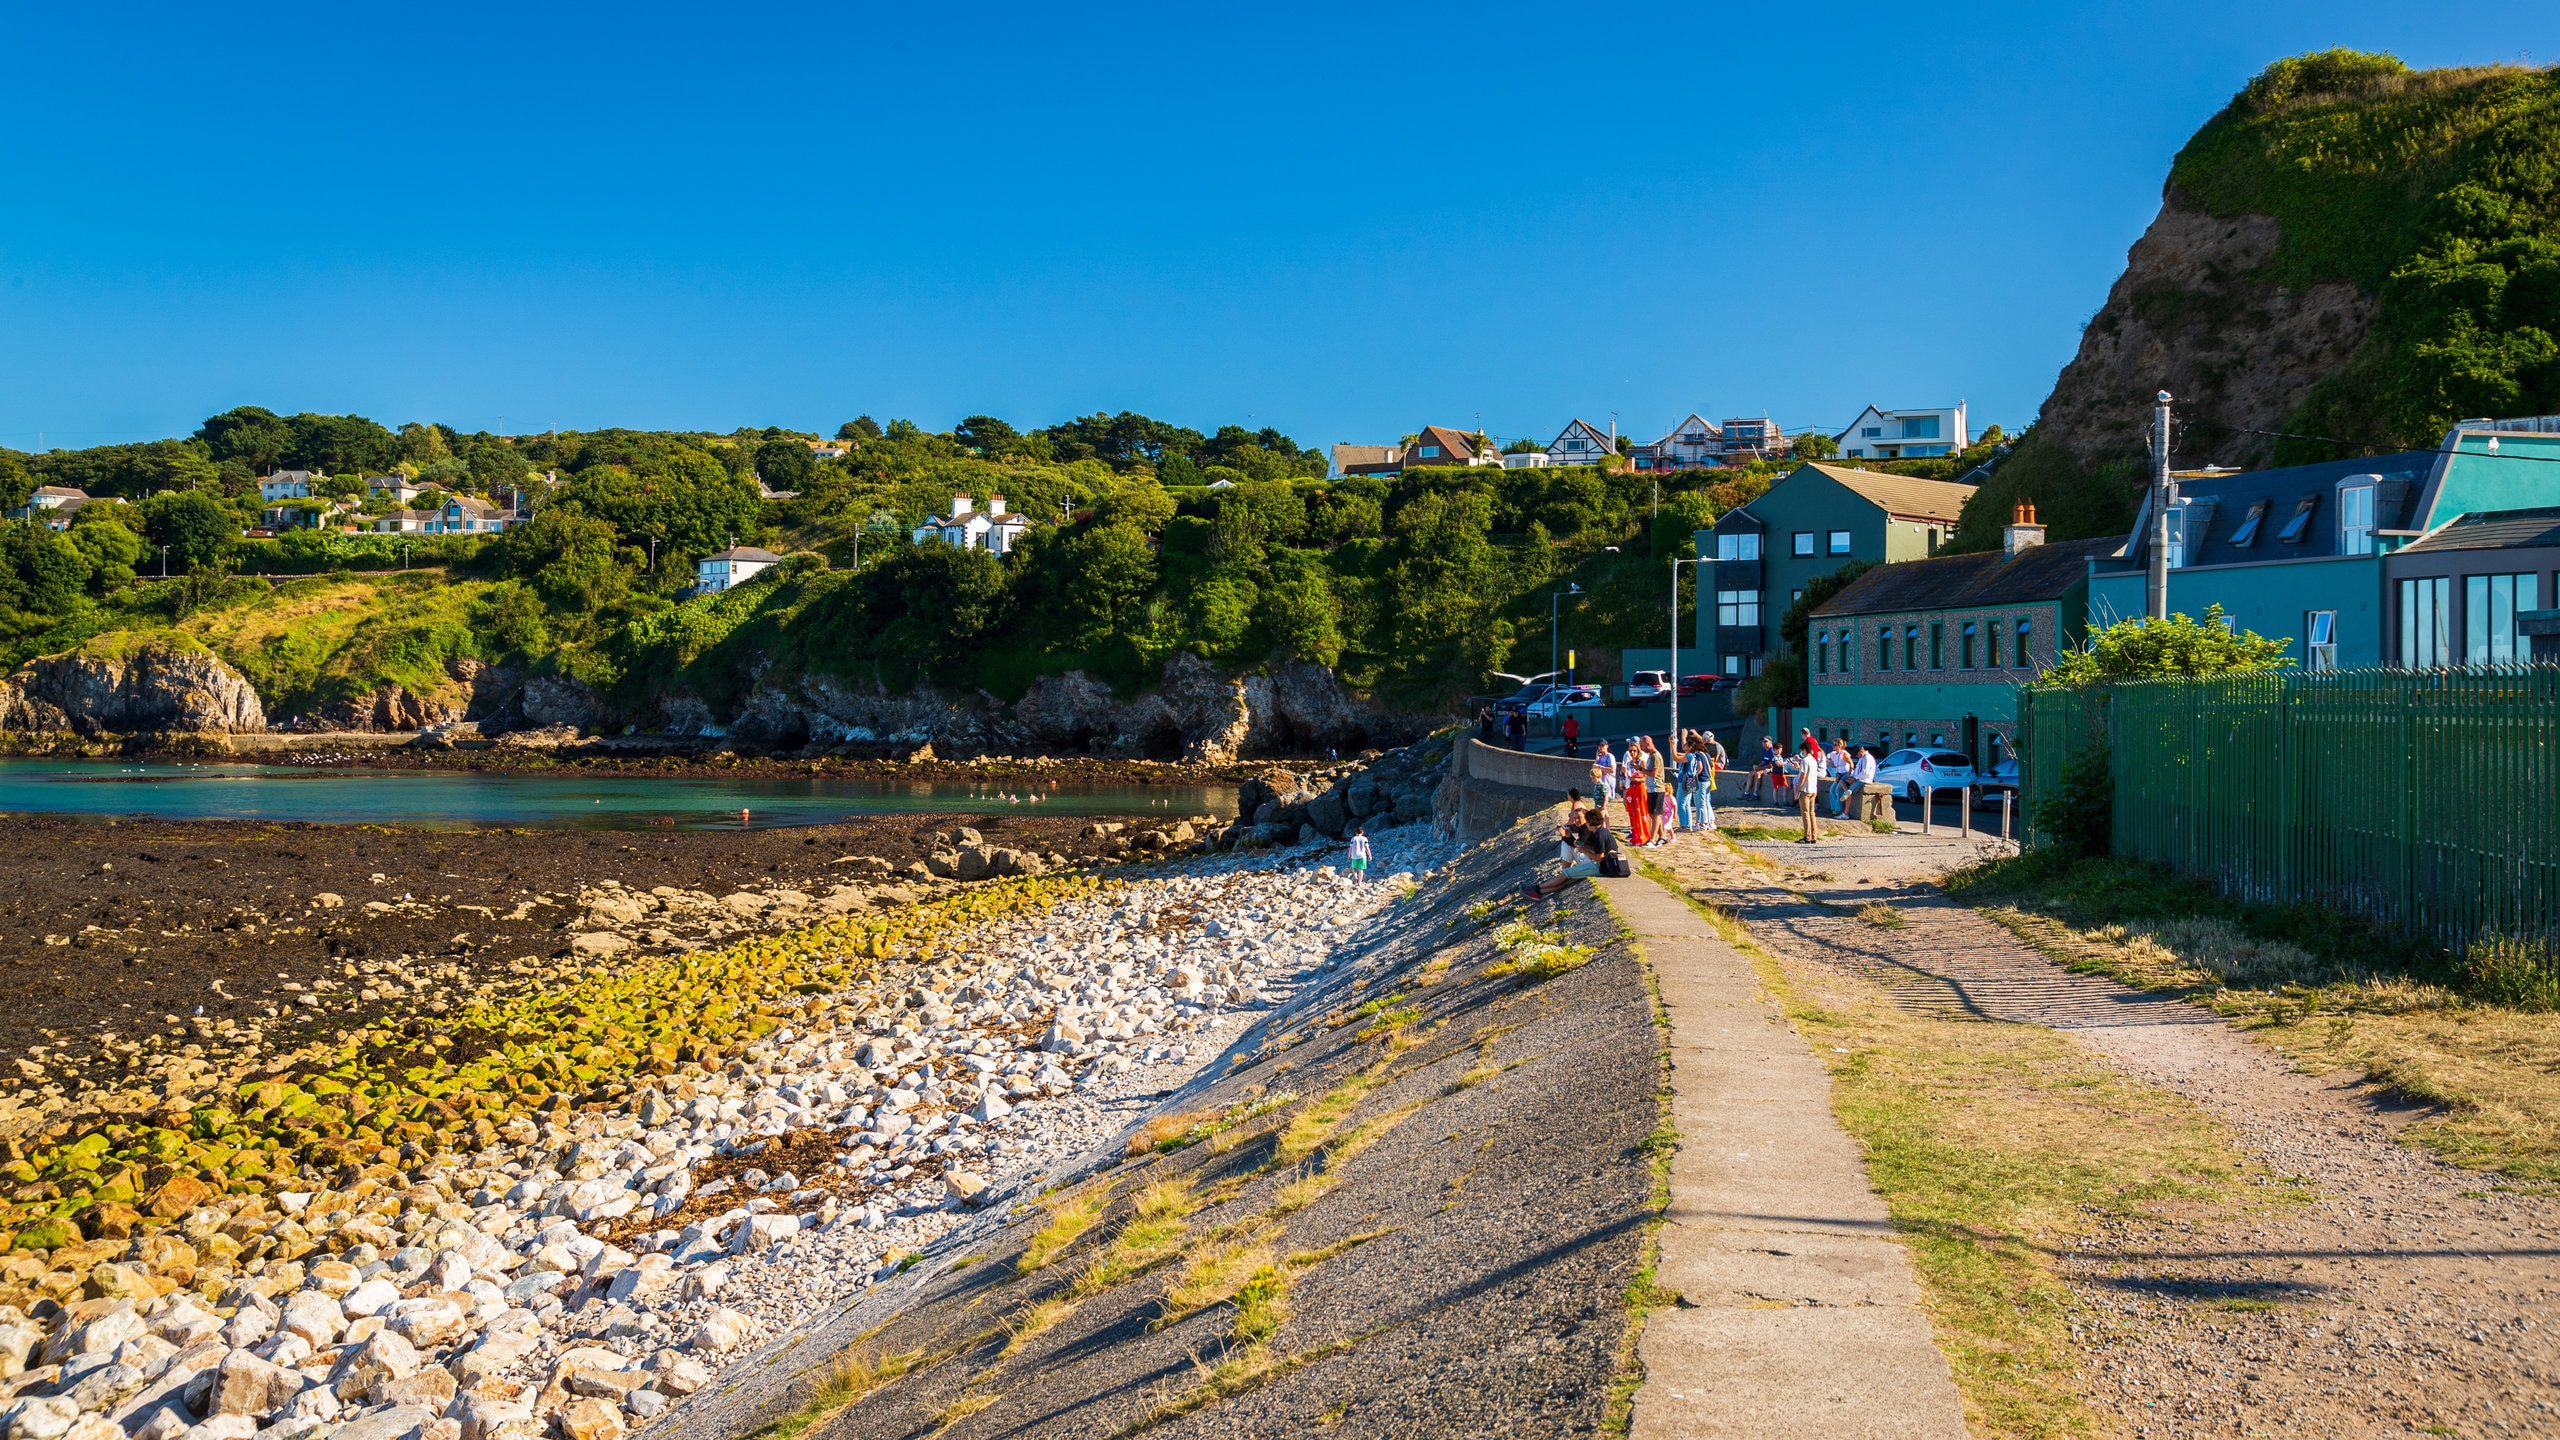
[2085,422,2560,667]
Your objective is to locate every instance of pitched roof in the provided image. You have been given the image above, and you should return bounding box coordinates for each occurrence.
[1794,463,1974,522]
[1410,425,1481,461]
[2108,451,2435,569]
[1330,444,1400,468]
[1812,537,2120,617]
[702,547,783,563]
[2396,507,2560,555]
[31,486,88,500]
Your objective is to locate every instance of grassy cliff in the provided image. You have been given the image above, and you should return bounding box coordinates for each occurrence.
[1957,51,2560,551]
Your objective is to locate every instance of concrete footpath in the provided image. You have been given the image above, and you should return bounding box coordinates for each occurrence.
[1602,872,1969,1440]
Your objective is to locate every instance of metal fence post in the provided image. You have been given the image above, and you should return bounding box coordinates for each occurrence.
[2001,790,2012,847]
[1922,787,1933,837]
[1959,785,1971,840]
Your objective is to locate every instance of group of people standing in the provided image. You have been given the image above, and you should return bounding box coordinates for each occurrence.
[1585,729,1724,847]
[1743,732,1878,842]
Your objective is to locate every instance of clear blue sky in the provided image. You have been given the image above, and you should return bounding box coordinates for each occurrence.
[4,2,2553,454]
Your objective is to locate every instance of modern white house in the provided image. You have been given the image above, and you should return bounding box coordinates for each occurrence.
[1834,404,1969,461]
[1547,419,1617,467]
[365,496,524,535]
[1636,414,1723,471]
[259,472,319,503]
[695,546,783,593]
[912,493,1032,554]
[1500,451,1552,469]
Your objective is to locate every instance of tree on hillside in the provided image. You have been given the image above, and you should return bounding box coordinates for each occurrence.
[753,438,816,490]
[1038,411,1205,470]
[140,489,238,572]
[838,417,882,442]
[0,454,34,514]
[1791,432,1839,460]
[285,413,400,474]
[66,505,146,592]
[198,407,293,472]
[1091,482,1177,534]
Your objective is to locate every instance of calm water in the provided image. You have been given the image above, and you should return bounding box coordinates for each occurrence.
[0,760,1233,831]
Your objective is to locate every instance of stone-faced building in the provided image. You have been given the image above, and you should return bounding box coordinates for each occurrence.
[1803,512,2117,768]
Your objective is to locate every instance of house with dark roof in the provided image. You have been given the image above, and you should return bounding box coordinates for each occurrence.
[1691,462,1977,683]
[1545,419,1616,467]
[1806,510,2117,768]
[2382,508,2560,667]
[1330,443,1404,478]
[2083,420,2560,670]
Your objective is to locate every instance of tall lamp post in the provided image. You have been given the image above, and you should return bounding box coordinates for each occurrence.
[1669,557,1706,753]
[1549,583,1583,738]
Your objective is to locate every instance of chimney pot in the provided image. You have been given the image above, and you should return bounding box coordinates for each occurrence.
[951,494,972,515]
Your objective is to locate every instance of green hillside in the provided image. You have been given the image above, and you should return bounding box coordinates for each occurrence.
[1958,50,2560,551]
[0,412,1823,725]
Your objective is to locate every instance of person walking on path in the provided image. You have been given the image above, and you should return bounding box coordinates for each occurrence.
[1505,708,1528,751]
[1560,711,1580,757]
[1795,737,1826,842]
[1345,824,1371,882]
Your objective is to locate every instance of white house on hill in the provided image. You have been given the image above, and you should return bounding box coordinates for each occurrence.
[260,472,319,502]
[696,547,783,593]
[912,493,1031,555]
[1547,418,1617,466]
[1835,403,1969,460]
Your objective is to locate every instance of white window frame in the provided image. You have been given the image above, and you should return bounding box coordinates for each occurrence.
[2340,483,2376,555]
[2307,610,2336,672]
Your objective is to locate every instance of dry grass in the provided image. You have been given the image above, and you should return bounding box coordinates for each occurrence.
[1015,1187,1110,1274]
[929,1393,998,1434]
[1272,1069,1386,1167]
[1857,901,1907,929]
[1645,851,2268,1438]
[1154,1240,1274,1328]
[1127,1109,1219,1155]
[998,1296,1072,1357]
[751,1347,922,1440]
[1988,906,2560,1181]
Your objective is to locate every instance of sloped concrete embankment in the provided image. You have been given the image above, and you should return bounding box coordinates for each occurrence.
[655,815,1664,1439]
[1433,738,1591,842]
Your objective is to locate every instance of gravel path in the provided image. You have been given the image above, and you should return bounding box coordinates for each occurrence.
[1654,823,2560,1439]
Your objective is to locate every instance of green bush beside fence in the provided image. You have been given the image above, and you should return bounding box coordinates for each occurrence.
[2017,668,2560,958]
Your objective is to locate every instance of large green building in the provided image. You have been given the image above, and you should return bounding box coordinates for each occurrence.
[1802,521,2118,768]
[1694,463,1976,681]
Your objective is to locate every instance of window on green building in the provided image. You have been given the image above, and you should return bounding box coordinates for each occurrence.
[1929,622,1944,669]
[1960,620,1977,668]
[1903,624,1919,669]
[1877,624,1893,671]
[1815,630,1829,674]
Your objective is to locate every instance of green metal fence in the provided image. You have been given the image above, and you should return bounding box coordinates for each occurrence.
[2016,668,2560,955]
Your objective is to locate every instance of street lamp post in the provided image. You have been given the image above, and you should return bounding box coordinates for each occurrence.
[1669,557,1706,754]
[1549,583,1583,736]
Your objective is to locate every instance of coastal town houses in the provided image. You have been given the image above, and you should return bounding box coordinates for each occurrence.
[1546,419,1617,467]
[1695,462,1976,679]
[1406,426,1495,469]
[1805,506,2116,772]
[695,546,782,594]
[1634,415,1722,472]
[2081,419,2560,671]
[912,493,1031,554]
[366,496,525,535]
[8,486,109,529]
[1330,443,1403,478]
[258,471,319,503]
[1834,403,1969,460]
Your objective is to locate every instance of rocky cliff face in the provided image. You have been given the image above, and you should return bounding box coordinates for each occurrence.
[2036,192,2377,472]
[0,642,266,735]
[681,651,1429,763]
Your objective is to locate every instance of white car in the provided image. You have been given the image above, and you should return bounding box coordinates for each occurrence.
[1627,670,1673,700]
[1525,686,1603,719]
[1871,748,1977,801]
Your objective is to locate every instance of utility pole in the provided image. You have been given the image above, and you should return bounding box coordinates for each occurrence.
[2146,391,2173,622]
[1550,583,1583,699]
[1670,556,1705,753]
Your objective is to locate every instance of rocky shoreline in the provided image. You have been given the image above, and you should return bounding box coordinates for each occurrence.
[0,737,1470,1440]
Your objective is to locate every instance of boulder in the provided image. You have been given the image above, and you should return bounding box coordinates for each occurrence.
[0,641,265,736]
[328,1403,440,1440]
[208,1350,301,1418]
[555,1398,624,1440]
[1306,786,1348,837]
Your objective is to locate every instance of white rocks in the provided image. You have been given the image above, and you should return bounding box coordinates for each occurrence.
[686,1310,749,1354]
[340,1279,402,1319]
[4,1396,81,1440]
[205,1350,299,1419]
[179,1418,256,1440]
